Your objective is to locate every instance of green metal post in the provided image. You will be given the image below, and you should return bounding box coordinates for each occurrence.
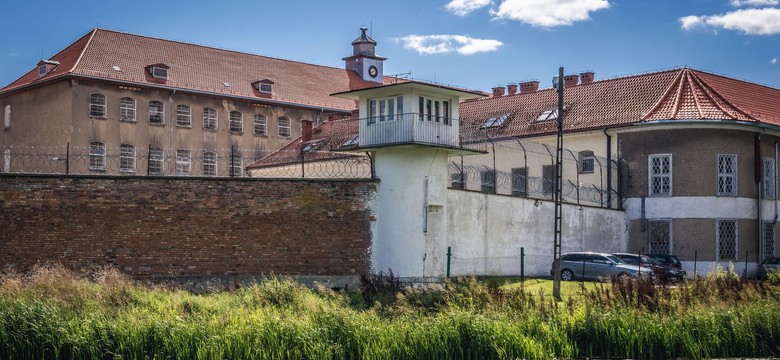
[520,247,525,282]
[446,246,452,278]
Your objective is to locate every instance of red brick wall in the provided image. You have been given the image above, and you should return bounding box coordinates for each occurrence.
[0,175,376,277]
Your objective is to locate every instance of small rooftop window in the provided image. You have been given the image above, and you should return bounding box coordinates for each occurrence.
[36,59,59,78]
[302,141,322,152]
[223,82,231,87]
[341,135,359,147]
[151,67,168,80]
[481,113,512,128]
[112,66,122,72]
[252,79,274,94]
[535,106,567,122]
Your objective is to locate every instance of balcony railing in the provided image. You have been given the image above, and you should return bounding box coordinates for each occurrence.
[357,113,486,152]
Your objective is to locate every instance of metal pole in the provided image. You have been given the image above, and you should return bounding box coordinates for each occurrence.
[65,142,70,175]
[694,250,698,278]
[446,246,452,278]
[230,146,234,177]
[744,250,749,278]
[520,247,525,282]
[553,67,565,301]
[300,148,305,178]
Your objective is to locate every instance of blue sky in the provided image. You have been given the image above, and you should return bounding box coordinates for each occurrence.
[1,0,779,92]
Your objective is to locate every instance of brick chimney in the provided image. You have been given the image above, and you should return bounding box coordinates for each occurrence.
[507,84,518,95]
[580,71,595,84]
[491,86,505,97]
[301,120,313,142]
[519,81,539,93]
[563,74,579,87]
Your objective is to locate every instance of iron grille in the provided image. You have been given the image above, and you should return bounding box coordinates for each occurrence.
[648,220,671,254]
[765,221,776,259]
[717,219,737,261]
[717,154,736,196]
[764,158,776,199]
[649,155,671,196]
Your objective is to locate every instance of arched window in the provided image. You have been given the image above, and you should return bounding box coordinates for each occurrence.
[203,108,217,130]
[120,144,136,173]
[229,111,243,132]
[278,117,291,137]
[254,114,267,135]
[89,141,106,170]
[148,146,164,175]
[4,105,10,128]
[149,101,164,124]
[203,151,217,176]
[119,97,136,121]
[230,154,243,177]
[579,150,595,173]
[176,105,191,126]
[90,93,106,118]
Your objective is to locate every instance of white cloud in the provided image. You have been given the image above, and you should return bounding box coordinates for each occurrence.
[396,35,503,55]
[730,0,778,7]
[446,0,492,16]
[490,0,610,27]
[680,8,780,35]
[772,57,778,64]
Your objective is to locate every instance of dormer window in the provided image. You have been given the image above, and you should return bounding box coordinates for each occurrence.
[302,141,323,152]
[252,79,274,94]
[535,106,567,122]
[38,65,47,78]
[152,67,168,80]
[481,113,511,128]
[36,60,59,79]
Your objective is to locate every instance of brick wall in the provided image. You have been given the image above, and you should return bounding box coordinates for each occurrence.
[0,175,376,278]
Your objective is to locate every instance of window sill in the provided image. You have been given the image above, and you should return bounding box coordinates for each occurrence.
[203,127,218,132]
[119,118,137,123]
[149,122,166,127]
[176,125,192,129]
[253,133,268,137]
[89,168,107,172]
[230,131,244,135]
[90,116,108,120]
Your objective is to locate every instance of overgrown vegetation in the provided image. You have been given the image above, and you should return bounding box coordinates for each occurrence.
[1,265,779,359]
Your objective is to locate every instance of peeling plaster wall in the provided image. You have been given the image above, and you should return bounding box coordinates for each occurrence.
[445,190,627,277]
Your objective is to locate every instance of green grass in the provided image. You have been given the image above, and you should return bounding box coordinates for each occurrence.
[0,266,779,359]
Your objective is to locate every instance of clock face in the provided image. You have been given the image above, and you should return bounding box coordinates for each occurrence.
[368,65,378,78]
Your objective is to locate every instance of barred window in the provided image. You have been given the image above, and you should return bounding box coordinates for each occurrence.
[203,151,217,176]
[649,154,672,196]
[230,154,243,177]
[203,108,217,130]
[543,165,556,195]
[254,114,267,135]
[3,149,9,172]
[148,146,164,175]
[579,151,595,173]
[764,221,776,260]
[278,117,291,137]
[229,111,243,132]
[176,149,191,176]
[89,141,106,170]
[90,93,106,118]
[176,105,191,127]
[764,158,776,199]
[149,101,164,124]
[648,219,671,255]
[717,154,737,196]
[120,144,135,173]
[717,219,738,261]
[480,169,495,193]
[119,97,136,121]
[511,167,527,196]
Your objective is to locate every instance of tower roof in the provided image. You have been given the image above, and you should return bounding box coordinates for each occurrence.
[351,26,377,45]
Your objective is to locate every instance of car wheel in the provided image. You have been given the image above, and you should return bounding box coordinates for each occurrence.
[561,269,574,281]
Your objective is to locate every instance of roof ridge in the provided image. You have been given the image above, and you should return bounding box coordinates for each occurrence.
[70,28,98,74]
[687,69,756,121]
[641,68,685,120]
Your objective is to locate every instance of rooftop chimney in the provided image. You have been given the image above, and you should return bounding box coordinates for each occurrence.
[519,81,539,93]
[563,74,579,88]
[301,120,313,142]
[579,71,595,84]
[507,84,518,95]
[492,86,505,97]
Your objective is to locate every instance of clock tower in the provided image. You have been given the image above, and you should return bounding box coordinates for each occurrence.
[343,27,386,84]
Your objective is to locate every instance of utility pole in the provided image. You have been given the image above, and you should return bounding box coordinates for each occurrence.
[552,67,564,301]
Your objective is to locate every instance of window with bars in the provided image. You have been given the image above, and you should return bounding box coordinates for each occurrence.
[176,149,191,176]
[89,142,106,170]
[229,111,243,132]
[480,169,495,193]
[203,108,217,130]
[717,154,737,196]
[119,144,135,173]
[543,165,556,195]
[511,167,527,196]
[254,114,267,135]
[649,154,672,196]
[203,151,217,176]
[765,221,776,260]
[176,105,191,127]
[717,219,738,261]
[148,147,164,175]
[230,154,243,177]
[648,219,671,255]
[149,101,164,124]
[579,151,595,173]
[278,117,291,137]
[90,93,106,118]
[764,158,776,199]
[119,97,136,121]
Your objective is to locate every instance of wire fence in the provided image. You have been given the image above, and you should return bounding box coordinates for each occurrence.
[0,144,373,179]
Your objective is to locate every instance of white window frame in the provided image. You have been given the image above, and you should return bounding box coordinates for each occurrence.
[151,66,168,80]
[4,105,10,129]
[369,96,404,124]
[254,114,267,135]
[230,154,243,177]
[90,93,106,118]
[119,97,136,121]
[717,154,737,196]
[148,146,164,175]
[648,154,672,197]
[716,219,738,261]
[176,105,191,127]
[176,149,191,176]
[203,108,217,130]
[764,157,776,199]
[38,65,48,78]
[149,101,164,124]
[579,151,595,174]
[120,144,136,173]
[259,83,272,93]
[278,117,291,137]
[89,141,106,171]
[203,151,217,177]
[229,111,243,132]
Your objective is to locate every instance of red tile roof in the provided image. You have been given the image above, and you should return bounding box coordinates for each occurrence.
[1,28,395,112]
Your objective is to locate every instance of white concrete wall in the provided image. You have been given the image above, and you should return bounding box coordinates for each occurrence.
[445,190,627,277]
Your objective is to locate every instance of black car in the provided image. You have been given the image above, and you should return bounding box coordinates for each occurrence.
[646,254,686,282]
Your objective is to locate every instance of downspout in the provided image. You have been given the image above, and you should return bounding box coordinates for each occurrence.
[756,132,765,262]
[604,128,612,208]
[168,89,176,175]
[775,141,778,228]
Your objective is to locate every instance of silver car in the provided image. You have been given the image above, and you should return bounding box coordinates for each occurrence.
[552,252,656,281]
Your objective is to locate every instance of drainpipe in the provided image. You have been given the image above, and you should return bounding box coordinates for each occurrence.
[775,141,778,228]
[604,128,612,208]
[756,132,765,262]
[168,89,176,175]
